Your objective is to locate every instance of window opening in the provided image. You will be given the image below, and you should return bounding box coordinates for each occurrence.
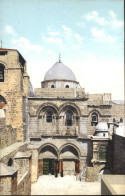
[99,145,107,161]
[120,118,123,123]
[46,112,52,122]
[51,85,55,88]
[0,64,5,82]
[65,85,69,88]
[91,112,98,126]
[65,110,73,126]
[8,158,13,166]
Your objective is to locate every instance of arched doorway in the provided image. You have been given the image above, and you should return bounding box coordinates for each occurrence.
[59,144,80,176]
[38,144,58,176]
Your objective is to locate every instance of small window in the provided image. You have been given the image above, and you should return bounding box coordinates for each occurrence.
[0,64,5,82]
[46,112,52,122]
[65,110,73,126]
[8,158,13,166]
[65,85,69,88]
[51,85,55,88]
[120,118,123,123]
[103,133,105,137]
[91,112,98,126]
[113,118,115,122]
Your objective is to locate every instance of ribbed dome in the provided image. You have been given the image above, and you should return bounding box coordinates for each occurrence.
[44,61,76,81]
[95,122,108,131]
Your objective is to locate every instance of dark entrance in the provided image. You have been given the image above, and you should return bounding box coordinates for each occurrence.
[43,159,55,175]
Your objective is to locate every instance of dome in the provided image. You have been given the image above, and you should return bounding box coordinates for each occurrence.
[44,60,76,81]
[95,122,108,131]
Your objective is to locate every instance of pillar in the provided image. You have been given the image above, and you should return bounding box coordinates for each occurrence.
[38,159,43,176]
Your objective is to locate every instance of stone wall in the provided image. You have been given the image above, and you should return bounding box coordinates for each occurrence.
[86,164,105,182]
[28,94,124,138]
[0,118,17,150]
[0,176,12,195]
[110,103,125,121]
[17,171,31,195]
[63,160,75,175]
[0,173,17,195]
[0,49,30,143]
[0,142,28,164]
[112,134,125,174]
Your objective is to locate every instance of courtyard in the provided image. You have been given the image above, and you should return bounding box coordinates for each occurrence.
[31,175,101,195]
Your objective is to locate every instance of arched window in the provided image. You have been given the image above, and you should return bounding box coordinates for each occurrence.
[46,112,52,122]
[91,112,98,126]
[98,145,107,161]
[120,118,123,123]
[8,158,13,166]
[0,95,6,108]
[51,85,55,88]
[0,64,5,82]
[65,110,73,126]
[65,85,69,88]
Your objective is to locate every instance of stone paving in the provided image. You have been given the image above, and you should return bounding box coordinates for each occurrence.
[31,175,101,195]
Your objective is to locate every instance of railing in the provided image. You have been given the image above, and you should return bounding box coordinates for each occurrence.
[76,167,86,181]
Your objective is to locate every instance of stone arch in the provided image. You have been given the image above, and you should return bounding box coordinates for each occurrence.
[0,95,7,108]
[59,102,81,116]
[39,143,59,159]
[0,61,7,69]
[88,109,101,117]
[0,95,7,103]
[59,143,81,160]
[36,102,59,116]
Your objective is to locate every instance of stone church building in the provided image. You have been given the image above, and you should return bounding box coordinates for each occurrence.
[0,48,124,195]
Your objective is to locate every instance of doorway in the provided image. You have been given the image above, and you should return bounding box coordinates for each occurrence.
[43,159,55,175]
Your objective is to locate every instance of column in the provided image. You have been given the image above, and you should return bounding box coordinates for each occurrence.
[38,159,43,176]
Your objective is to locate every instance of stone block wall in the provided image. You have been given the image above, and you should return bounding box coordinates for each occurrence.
[17,171,31,195]
[0,177,12,195]
[14,158,30,181]
[0,174,17,195]
[0,49,30,143]
[0,118,17,150]
[86,164,105,182]
[111,104,125,121]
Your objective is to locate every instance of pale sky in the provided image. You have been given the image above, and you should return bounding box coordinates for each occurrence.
[0,0,124,100]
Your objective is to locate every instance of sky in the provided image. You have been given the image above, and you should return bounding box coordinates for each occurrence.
[0,0,124,100]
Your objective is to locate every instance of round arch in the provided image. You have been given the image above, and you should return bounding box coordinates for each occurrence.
[36,102,59,116]
[0,61,7,69]
[59,143,81,160]
[59,102,81,116]
[0,95,7,104]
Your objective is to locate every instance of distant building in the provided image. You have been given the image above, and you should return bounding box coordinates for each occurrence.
[0,48,124,195]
